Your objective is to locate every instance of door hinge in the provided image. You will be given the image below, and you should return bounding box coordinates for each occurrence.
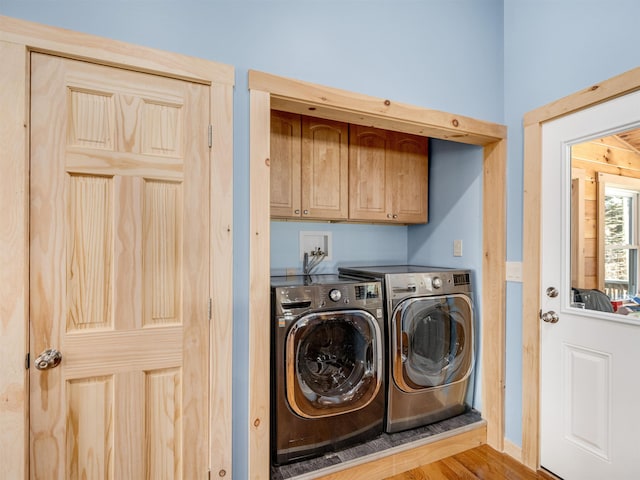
[208,298,212,320]
[25,352,30,370]
[208,124,213,148]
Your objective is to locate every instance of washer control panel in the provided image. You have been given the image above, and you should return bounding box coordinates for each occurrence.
[272,277,382,319]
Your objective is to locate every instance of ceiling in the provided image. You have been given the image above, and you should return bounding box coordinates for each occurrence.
[615,129,640,154]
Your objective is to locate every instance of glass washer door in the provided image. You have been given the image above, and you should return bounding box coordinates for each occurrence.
[392,294,473,393]
[286,309,382,419]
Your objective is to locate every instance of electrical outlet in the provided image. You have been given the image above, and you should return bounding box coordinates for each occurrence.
[453,239,463,257]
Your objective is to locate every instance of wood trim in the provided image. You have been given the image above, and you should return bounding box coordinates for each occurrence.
[249,71,507,479]
[596,174,606,290]
[0,16,234,480]
[482,139,507,450]
[248,89,272,479]
[523,66,640,127]
[0,39,29,480]
[502,438,523,463]
[0,15,233,86]
[209,82,234,478]
[249,70,506,146]
[570,170,585,287]
[522,121,542,470]
[521,67,640,472]
[314,424,486,480]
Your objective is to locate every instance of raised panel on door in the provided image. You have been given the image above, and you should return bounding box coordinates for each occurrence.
[301,117,349,219]
[29,53,209,479]
[349,125,391,222]
[270,110,301,218]
[389,132,428,223]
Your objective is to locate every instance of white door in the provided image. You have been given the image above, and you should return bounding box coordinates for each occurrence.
[541,89,640,478]
[29,53,210,479]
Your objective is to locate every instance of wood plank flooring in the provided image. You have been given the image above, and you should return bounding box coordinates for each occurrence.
[385,444,557,480]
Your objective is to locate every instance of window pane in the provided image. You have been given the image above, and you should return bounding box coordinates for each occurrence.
[604,248,638,298]
[604,193,633,246]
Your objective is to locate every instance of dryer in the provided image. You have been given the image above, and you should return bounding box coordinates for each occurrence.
[270,274,385,465]
[339,265,474,433]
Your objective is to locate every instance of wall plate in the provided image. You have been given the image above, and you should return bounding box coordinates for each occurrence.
[299,231,332,260]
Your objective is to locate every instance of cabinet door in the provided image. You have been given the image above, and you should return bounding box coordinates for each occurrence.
[302,117,349,219]
[389,132,428,223]
[349,125,392,222]
[271,111,301,217]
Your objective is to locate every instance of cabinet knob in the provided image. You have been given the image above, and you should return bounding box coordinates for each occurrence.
[393,214,398,219]
[387,213,392,218]
[303,210,309,215]
[294,209,300,214]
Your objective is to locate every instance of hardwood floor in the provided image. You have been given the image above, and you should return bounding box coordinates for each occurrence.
[385,444,557,480]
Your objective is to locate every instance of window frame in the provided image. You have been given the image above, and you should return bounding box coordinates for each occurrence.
[597,172,640,297]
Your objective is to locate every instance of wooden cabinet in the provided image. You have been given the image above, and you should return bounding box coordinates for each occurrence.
[270,111,301,217]
[270,110,349,219]
[270,112,428,224]
[349,125,428,224]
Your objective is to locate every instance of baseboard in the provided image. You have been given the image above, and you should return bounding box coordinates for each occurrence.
[502,439,522,463]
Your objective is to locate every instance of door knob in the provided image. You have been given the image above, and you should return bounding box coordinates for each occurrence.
[540,310,559,323]
[546,286,559,298]
[35,348,62,370]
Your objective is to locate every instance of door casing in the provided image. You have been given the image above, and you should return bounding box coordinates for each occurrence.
[522,66,640,470]
[0,15,234,479]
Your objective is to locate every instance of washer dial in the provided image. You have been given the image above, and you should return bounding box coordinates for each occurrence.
[329,289,342,302]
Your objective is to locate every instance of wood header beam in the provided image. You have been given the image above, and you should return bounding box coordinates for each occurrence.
[249,70,506,146]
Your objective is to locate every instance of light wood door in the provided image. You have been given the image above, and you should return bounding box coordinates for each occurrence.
[389,132,428,223]
[29,53,210,479]
[349,125,392,222]
[540,89,640,479]
[301,117,349,219]
[270,110,301,217]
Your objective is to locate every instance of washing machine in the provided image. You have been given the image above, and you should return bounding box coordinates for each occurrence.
[270,274,385,465]
[339,265,474,434]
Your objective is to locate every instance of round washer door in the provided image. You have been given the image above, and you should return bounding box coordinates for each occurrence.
[392,294,473,393]
[286,309,382,419]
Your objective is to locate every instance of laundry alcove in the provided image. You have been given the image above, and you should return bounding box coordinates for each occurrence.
[248,70,508,479]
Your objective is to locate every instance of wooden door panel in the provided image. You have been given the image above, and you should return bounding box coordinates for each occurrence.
[302,117,349,219]
[30,52,209,479]
[270,110,301,217]
[349,125,390,221]
[391,133,428,223]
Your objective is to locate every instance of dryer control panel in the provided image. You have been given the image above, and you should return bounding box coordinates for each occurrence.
[386,271,471,300]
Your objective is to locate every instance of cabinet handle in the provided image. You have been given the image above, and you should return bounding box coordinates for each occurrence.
[303,210,309,215]
[294,209,300,214]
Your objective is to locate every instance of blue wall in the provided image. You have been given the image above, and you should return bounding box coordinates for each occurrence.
[271,222,408,275]
[5,0,599,476]
[502,0,640,447]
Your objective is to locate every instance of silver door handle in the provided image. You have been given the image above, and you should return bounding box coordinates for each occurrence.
[35,348,62,370]
[540,310,559,323]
